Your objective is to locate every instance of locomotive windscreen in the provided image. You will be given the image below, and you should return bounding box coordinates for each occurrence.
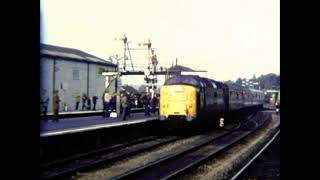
[164,75,203,87]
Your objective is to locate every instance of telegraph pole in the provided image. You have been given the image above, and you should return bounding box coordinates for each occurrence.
[141,39,158,98]
[116,55,121,117]
[107,55,122,117]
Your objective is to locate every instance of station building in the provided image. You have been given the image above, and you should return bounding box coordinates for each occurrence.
[40,44,117,112]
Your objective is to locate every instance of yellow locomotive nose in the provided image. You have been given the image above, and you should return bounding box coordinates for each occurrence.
[160,85,197,121]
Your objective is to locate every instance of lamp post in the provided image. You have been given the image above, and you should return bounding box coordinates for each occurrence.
[108,55,124,117]
[116,56,121,117]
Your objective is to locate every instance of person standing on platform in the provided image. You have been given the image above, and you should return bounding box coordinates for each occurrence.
[75,95,80,111]
[151,95,158,114]
[120,91,129,120]
[103,90,112,118]
[40,89,49,122]
[142,93,151,116]
[102,91,105,115]
[134,95,138,108]
[87,95,91,110]
[82,93,87,110]
[111,94,117,112]
[92,95,98,111]
[52,90,60,122]
[127,93,133,118]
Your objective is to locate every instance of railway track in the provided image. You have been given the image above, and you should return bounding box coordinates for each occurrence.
[231,129,280,179]
[109,114,270,180]
[41,112,270,180]
[40,135,181,180]
[110,131,244,179]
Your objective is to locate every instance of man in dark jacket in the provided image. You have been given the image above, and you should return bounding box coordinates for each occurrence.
[75,95,81,111]
[92,96,98,110]
[151,95,159,114]
[127,93,134,118]
[103,90,112,118]
[40,89,49,122]
[142,93,151,116]
[82,93,87,110]
[87,96,91,110]
[111,94,116,112]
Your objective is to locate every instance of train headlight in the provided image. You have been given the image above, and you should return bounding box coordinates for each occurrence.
[219,118,225,127]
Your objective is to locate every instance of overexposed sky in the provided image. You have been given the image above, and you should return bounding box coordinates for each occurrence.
[41,0,279,82]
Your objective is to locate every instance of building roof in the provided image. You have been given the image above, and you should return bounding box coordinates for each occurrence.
[40,43,117,67]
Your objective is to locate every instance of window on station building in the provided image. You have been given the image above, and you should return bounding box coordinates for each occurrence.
[214,92,217,98]
[72,68,80,80]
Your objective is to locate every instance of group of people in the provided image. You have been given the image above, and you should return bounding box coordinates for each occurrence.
[102,90,159,121]
[40,90,60,122]
[102,90,135,120]
[141,92,159,116]
[40,90,99,122]
[75,94,99,111]
[40,89,160,123]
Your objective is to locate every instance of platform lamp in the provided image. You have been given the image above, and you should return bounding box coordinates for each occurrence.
[106,55,124,117]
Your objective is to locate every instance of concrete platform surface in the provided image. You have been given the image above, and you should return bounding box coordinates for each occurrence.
[40,112,158,137]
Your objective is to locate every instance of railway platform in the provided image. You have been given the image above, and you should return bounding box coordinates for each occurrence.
[40,112,159,137]
[45,110,103,116]
[41,108,150,119]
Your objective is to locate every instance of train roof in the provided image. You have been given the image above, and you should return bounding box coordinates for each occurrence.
[225,83,264,94]
[164,75,226,89]
[164,75,265,95]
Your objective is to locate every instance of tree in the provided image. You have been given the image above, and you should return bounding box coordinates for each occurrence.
[257,73,279,90]
[235,78,242,86]
[232,73,280,90]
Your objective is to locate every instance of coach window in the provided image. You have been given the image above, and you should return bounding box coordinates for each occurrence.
[214,92,217,98]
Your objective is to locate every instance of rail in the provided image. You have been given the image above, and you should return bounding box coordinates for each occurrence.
[41,136,181,180]
[231,129,280,179]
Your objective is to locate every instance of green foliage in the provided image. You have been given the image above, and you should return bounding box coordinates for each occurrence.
[234,73,280,90]
[258,73,280,90]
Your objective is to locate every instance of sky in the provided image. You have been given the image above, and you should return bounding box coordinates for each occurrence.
[41,0,279,83]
